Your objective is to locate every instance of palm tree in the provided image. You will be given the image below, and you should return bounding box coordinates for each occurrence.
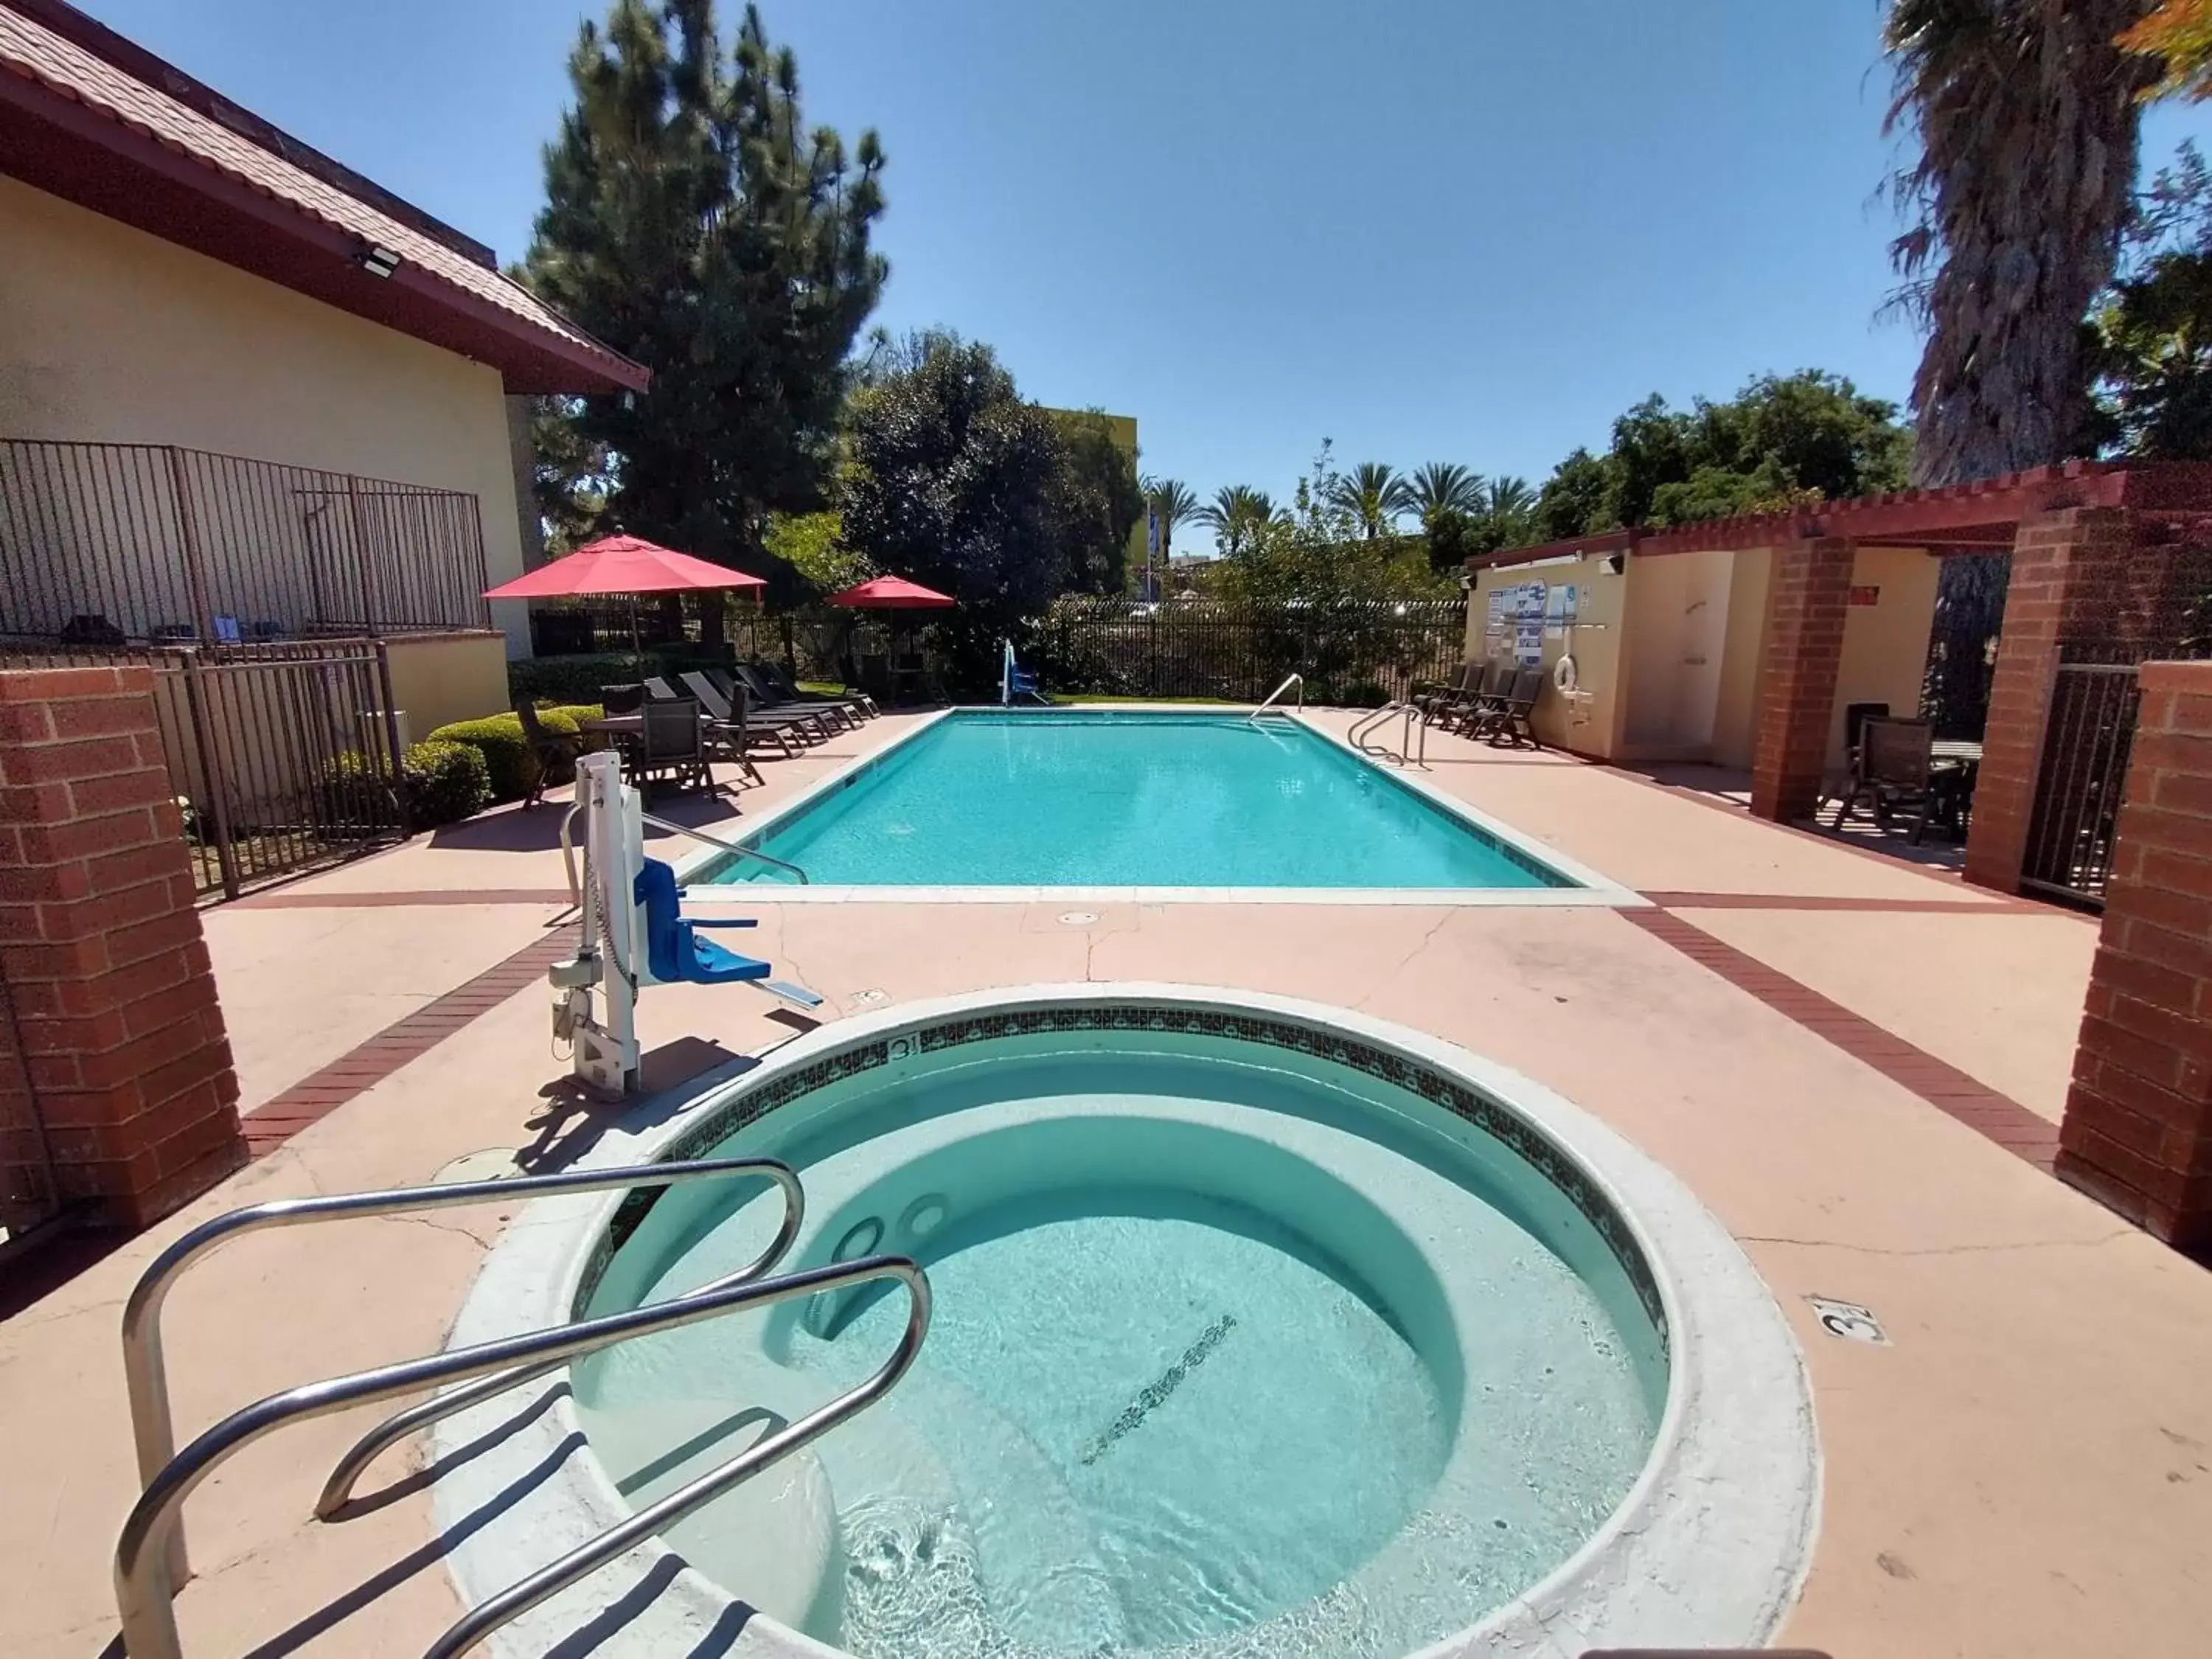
[1140,476,1201,559]
[1885,0,2158,483]
[1481,475,1537,544]
[1402,462,1484,535]
[1325,462,1411,538]
[1197,485,1276,555]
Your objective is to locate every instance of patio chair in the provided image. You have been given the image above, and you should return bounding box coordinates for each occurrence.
[599,683,647,716]
[1816,701,1891,818]
[1414,663,1480,723]
[730,668,858,739]
[1442,663,1513,734]
[1829,717,1940,843]
[1468,667,1546,747]
[628,698,714,805]
[680,670,809,772]
[514,699,582,810]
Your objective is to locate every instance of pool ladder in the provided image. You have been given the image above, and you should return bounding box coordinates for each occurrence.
[1349,701,1427,768]
[114,1158,928,1659]
[1248,672,1304,720]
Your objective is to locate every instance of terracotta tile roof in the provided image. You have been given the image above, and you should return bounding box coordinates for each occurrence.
[0,3,644,389]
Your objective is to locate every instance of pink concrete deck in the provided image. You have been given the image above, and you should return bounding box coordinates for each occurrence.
[4,706,2208,1659]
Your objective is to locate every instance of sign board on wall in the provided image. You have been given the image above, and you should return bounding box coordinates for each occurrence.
[1848,585,1881,607]
[1514,620,1543,667]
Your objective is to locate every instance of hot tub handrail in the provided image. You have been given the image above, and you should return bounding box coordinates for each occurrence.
[637,810,810,883]
[115,1253,928,1659]
[424,1256,931,1659]
[120,1156,803,1590]
[1248,672,1304,720]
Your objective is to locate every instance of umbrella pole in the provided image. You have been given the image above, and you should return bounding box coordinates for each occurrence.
[629,593,642,676]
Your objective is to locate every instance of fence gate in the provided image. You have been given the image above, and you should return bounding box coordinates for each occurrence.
[148,640,409,900]
[2021,661,2140,908]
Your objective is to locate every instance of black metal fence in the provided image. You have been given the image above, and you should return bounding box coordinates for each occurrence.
[0,439,490,649]
[2023,660,2140,908]
[1034,598,1468,703]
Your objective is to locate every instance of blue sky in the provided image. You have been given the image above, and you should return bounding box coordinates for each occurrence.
[78,0,2212,509]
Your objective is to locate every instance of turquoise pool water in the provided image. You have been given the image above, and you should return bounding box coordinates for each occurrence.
[704,711,1573,888]
[574,1027,1663,1658]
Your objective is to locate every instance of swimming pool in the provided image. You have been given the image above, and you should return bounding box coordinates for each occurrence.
[439,988,1818,1658]
[695,710,1625,900]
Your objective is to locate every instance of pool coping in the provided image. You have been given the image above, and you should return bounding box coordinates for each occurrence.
[433,984,1818,1659]
[675,706,1647,908]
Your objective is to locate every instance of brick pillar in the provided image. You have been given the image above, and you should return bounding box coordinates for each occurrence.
[0,666,245,1231]
[1964,506,2163,893]
[2056,662,2212,1251]
[1749,537,1853,822]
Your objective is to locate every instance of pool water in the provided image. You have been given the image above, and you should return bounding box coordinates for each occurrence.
[706,711,1572,888]
[573,1034,1662,1659]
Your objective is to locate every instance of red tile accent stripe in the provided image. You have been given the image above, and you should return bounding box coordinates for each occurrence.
[1624,907,2059,1169]
[232,888,573,910]
[1641,890,2046,915]
[240,931,572,1156]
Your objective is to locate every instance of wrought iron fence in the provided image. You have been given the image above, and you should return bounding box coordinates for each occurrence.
[1034,598,1468,703]
[0,439,490,649]
[2022,661,2140,908]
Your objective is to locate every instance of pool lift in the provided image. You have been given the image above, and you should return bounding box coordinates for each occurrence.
[552,749,821,1096]
[1001,639,1049,705]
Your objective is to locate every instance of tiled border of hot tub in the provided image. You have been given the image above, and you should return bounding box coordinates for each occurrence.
[577,1001,1666,1349]
[436,986,1818,1659]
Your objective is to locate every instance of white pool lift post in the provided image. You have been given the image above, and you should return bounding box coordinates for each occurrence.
[553,751,820,1096]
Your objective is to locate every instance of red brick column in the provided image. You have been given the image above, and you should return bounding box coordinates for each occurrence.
[0,666,245,1231]
[1965,506,2161,893]
[2056,662,2212,1251]
[1749,537,1854,823]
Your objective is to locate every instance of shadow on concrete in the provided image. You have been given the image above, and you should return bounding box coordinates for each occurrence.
[425,781,757,857]
[514,1041,757,1175]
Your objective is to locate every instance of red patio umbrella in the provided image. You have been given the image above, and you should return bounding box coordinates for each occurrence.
[826,574,956,608]
[485,535,766,664]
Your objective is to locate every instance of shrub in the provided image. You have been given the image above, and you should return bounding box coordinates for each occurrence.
[425,714,535,802]
[402,739,491,827]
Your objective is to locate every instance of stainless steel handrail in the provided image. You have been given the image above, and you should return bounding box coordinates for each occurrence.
[426,1256,929,1659]
[114,1254,928,1659]
[557,799,585,905]
[1347,702,1400,754]
[1348,701,1427,768]
[122,1158,801,1587]
[638,810,810,884]
[1248,672,1304,720]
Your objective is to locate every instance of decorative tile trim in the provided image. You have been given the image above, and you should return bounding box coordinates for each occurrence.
[574,1002,1668,1352]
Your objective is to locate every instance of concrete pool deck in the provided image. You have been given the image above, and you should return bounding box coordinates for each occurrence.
[2,706,2208,1658]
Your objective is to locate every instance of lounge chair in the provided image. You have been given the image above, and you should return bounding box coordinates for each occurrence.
[1439,663,1510,733]
[1413,663,1478,723]
[514,699,582,810]
[679,670,810,769]
[727,665,851,737]
[756,661,875,720]
[1467,667,1545,747]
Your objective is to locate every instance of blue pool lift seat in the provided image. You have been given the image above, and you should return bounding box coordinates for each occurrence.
[1001,640,1048,706]
[633,858,771,986]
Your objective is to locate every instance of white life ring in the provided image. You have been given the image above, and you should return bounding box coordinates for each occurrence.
[1552,653,1579,694]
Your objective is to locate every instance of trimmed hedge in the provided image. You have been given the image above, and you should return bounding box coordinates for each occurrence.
[425,703,605,804]
[403,739,493,826]
[507,646,734,709]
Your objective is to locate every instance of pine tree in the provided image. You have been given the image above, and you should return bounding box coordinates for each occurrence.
[526,0,886,603]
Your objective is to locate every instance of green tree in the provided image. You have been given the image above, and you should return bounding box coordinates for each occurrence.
[528,394,613,554]
[1476,475,1537,548]
[762,509,871,591]
[1883,0,2157,483]
[526,0,886,606]
[838,332,1070,684]
[1325,462,1411,538]
[1049,410,1146,596]
[1531,448,1615,542]
[1197,485,1276,554]
[1403,462,1484,533]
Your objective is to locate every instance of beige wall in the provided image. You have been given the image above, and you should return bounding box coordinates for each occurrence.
[1621,548,1735,759]
[1711,547,1773,769]
[0,175,532,655]
[385,630,512,741]
[1467,554,1631,756]
[1827,544,1941,765]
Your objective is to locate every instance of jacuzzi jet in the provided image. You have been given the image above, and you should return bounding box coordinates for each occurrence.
[1078,1312,1238,1466]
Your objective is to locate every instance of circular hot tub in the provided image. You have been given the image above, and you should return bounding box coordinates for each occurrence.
[439,987,1817,1658]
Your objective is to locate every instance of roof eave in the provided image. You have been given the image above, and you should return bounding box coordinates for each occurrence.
[0,67,650,396]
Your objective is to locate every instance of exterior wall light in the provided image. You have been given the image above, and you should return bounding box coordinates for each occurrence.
[357,243,403,279]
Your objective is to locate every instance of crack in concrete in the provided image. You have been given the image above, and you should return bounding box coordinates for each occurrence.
[1355,910,1454,1009]
[1738,1227,2138,1258]
[380,1211,500,1250]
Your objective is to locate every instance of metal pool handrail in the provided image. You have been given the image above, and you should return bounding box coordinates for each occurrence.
[115,1253,929,1659]
[1348,701,1427,768]
[638,810,810,883]
[1248,672,1304,720]
[121,1157,803,1588]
